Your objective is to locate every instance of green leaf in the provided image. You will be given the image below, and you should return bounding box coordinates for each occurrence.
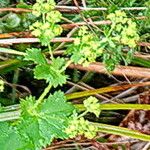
[34,58,68,87]
[25,50,67,87]
[18,117,46,149]
[19,91,74,149]
[0,122,33,150]
[16,2,32,9]
[25,48,47,65]
[34,64,51,80]
[40,91,74,116]
[0,91,75,150]
[4,13,21,29]
[50,57,66,70]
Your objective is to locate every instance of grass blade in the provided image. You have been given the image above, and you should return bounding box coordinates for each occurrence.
[92,122,150,141]
[66,82,150,100]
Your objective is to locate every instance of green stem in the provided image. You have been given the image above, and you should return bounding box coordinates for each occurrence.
[107,23,116,37]
[60,60,72,72]
[42,13,46,24]
[48,43,54,60]
[1,104,20,113]
[92,122,150,141]
[35,83,52,107]
[77,110,88,118]
[99,104,150,110]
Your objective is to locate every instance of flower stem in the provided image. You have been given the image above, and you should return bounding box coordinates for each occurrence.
[35,83,52,107]
[60,60,72,72]
[77,110,88,118]
[48,43,54,60]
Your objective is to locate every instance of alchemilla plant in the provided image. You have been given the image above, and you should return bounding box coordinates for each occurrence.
[101,10,139,70]
[0,0,142,150]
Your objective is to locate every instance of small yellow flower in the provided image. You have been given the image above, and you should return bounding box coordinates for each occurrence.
[32,29,41,37]
[74,38,80,45]
[115,10,126,17]
[41,22,50,30]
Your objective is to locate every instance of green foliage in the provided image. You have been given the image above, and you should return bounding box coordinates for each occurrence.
[0,0,149,149]
[65,115,98,139]
[139,1,150,41]
[4,13,21,29]
[25,48,67,87]
[30,0,62,46]
[0,91,75,150]
[65,96,101,139]
[34,62,67,87]
[0,122,30,150]
[16,2,32,9]
[66,10,139,71]
[66,26,103,66]
[0,13,21,33]
[32,0,56,16]
[25,48,47,65]
[107,10,139,48]
[101,10,139,71]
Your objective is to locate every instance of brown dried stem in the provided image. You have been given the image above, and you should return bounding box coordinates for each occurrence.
[0,6,147,13]
[0,37,149,48]
[68,62,150,78]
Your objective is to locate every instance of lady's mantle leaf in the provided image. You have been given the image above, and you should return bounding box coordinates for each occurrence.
[34,58,68,87]
[25,48,47,65]
[0,91,75,150]
[25,48,67,87]
[0,122,33,150]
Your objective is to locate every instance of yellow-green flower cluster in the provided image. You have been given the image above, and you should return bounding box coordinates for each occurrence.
[107,10,127,23]
[65,96,100,139]
[65,116,98,139]
[30,0,62,46]
[67,26,103,66]
[30,21,62,46]
[32,0,56,17]
[0,80,4,92]
[121,19,139,48]
[107,10,139,48]
[83,96,100,117]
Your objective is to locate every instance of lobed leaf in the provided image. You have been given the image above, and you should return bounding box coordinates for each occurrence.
[24,48,47,65]
[0,91,75,150]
